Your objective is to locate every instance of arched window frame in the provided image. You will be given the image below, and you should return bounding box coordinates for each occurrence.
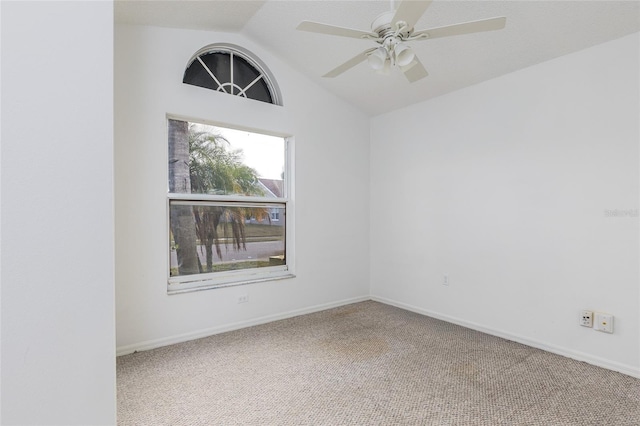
[183,43,283,106]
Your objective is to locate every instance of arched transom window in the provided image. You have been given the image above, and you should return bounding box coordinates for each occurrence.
[183,44,282,106]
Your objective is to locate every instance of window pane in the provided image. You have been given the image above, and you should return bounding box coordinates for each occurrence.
[183,59,219,91]
[244,80,273,104]
[168,119,285,196]
[200,52,231,91]
[169,203,285,277]
[233,55,273,103]
[233,55,260,91]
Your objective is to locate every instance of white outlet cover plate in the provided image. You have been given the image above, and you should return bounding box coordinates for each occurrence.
[594,312,613,333]
[579,310,593,327]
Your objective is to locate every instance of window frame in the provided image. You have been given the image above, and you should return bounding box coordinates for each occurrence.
[166,115,295,294]
[183,43,283,106]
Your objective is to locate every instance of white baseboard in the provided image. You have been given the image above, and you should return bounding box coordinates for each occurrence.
[117,293,639,379]
[116,295,370,356]
[371,295,640,379]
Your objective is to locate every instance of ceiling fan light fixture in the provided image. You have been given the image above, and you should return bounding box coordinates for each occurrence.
[394,43,415,67]
[368,46,389,70]
[377,58,391,75]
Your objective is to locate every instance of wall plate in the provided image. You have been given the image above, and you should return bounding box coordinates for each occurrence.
[579,310,593,327]
[593,312,613,333]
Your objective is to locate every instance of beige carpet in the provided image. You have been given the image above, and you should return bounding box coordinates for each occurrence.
[117,301,640,425]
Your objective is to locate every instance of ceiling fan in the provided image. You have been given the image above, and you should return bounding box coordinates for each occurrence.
[296,0,506,83]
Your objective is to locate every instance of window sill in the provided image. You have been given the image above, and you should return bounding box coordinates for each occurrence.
[167,273,295,295]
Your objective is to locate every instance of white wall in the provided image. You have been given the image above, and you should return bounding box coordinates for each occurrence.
[114,25,370,352]
[1,2,115,425]
[1,5,634,425]
[370,33,639,377]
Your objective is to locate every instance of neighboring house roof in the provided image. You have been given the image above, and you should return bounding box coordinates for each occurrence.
[258,178,283,198]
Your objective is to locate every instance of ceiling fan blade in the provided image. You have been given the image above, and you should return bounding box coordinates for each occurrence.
[296,21,378,40]
[323,48,377,78]
[401,57,429,83]
[392,0,433,30]
[413,16,506,40]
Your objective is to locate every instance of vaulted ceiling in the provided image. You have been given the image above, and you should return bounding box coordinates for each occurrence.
[115,1,640,116]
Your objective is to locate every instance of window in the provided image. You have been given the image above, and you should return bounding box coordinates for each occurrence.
[167,118,292,293]
[183,44,282,106]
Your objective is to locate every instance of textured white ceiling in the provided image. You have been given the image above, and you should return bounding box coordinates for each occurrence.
[114,0,266,31]
[115,0,640,116]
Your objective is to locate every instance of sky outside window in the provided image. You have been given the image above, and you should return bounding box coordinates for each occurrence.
[193,123,285,180]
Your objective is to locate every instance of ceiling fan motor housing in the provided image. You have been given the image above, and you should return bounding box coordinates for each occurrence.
[371,11,412,40]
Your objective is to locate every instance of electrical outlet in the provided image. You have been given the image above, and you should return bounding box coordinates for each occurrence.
[237,293,249,304]
[593,312,613,334]
[442,274,449,286]
[579,310,593,327]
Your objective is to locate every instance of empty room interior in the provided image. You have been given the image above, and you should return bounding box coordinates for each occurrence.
[1,1,639,425]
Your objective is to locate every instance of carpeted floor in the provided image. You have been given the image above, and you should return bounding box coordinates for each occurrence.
[117,301,640,425]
